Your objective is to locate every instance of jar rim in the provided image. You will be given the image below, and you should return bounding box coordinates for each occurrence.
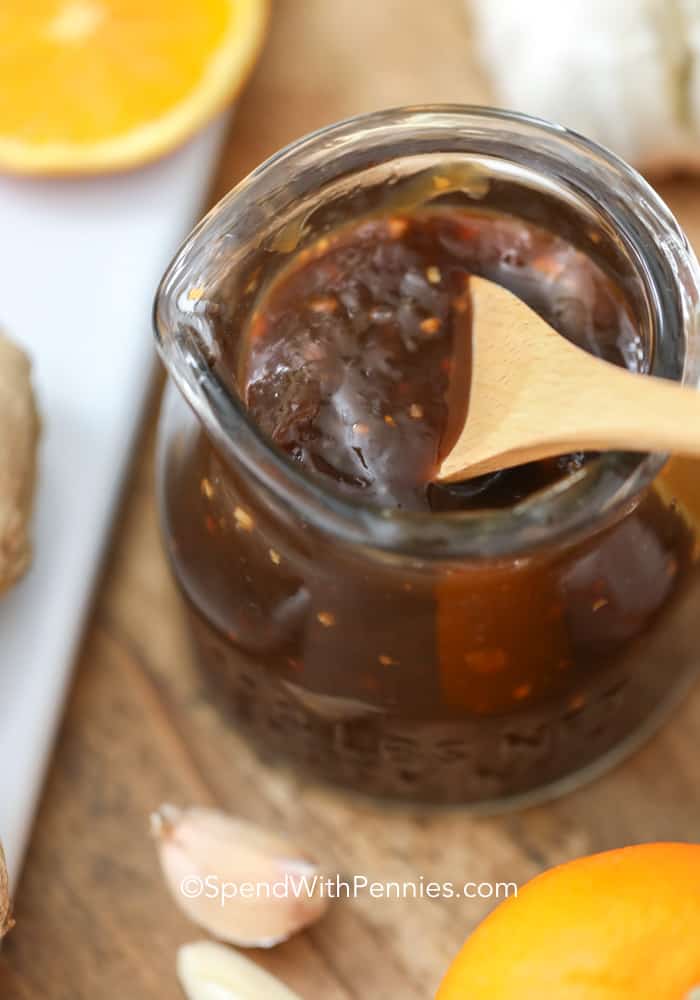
[154,104,700,562]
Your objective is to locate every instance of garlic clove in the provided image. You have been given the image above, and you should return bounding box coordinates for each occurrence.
[0,839,14,938]
[178,940,303,1000]
[151,805,329,948]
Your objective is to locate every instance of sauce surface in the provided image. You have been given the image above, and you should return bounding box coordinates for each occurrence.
[241,208,641,511]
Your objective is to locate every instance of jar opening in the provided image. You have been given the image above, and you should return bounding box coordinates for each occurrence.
[154,106,700,561]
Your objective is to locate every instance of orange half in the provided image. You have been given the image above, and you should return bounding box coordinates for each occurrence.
[0,0,269,174]
[437,843,700,1000]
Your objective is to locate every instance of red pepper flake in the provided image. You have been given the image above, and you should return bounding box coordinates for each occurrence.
[387,217,408,239]
[568,693,586,712]
[420,316,441,335]
[384,414,397,427]
[249,312,267,340]
[200,478,214,500]
[532,254,564,279]
[317,611,336,627]
[452,295,469,314]
[234,506,254,532]
[402,582,413,592]
[287,656,303,673]
[378,654,399,666]
[408,403,424,420]
[269,548,281,565]
[592,597,609,612]
[426,265,441,284]
[205,515,217,536]
[309,295,338,314]
[513,683,532,701]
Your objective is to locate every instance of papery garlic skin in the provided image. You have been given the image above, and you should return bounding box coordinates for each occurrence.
[470,0,700,173]
[178,940,303,1000]
[151,805,328,948]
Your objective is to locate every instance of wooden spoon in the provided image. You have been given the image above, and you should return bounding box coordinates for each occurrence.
[438,276,700,482]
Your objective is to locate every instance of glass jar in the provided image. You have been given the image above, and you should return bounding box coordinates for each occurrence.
[153,106,700,807]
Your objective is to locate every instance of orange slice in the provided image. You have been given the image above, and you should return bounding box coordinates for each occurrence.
[0,0,269,174]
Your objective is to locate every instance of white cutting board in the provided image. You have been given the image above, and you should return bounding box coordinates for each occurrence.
[0,117,230,887]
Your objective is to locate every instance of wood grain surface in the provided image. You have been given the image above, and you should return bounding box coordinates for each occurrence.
[3,2,700,997]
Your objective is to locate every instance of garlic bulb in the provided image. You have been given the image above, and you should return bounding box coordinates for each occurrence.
[151,805,329,948]
[0,839,13,938]
[470,0,700,173]
[178,941,303,1000]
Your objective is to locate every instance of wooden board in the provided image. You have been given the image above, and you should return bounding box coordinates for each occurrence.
[3,1,700,996]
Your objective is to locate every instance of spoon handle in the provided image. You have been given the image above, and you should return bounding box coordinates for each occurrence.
[442,339,700,480]
[549,357,700,456]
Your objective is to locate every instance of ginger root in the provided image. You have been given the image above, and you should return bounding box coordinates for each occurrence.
[0,332,40,597]
[0,839,13,938]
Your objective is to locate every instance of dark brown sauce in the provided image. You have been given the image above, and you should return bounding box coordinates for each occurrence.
[160,205,700,804]
[240,208,641,511]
